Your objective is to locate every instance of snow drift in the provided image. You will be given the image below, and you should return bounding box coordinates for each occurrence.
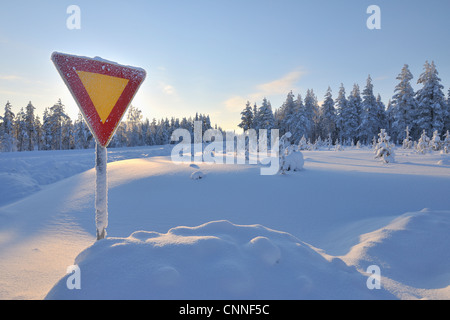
[343,209,450,299]
[45,220,394,300]
[1,147,449,300]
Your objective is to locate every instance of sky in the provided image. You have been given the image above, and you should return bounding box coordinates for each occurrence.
[1,0,450,131]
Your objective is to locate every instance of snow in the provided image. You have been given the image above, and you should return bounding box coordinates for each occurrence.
[280,151,304,172]
[45,220,392,300]
[0,146,449,300]
[190,170,205,180]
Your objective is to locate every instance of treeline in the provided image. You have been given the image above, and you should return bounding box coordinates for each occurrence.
[0,99,221,152]
[238,61,450,145]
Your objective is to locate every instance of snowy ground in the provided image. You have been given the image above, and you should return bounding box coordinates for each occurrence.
[0,145,449,299]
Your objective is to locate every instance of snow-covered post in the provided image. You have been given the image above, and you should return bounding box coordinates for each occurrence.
[95,143,108,240]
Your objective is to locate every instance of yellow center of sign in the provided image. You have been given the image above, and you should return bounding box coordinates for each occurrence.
[76,71,129,123]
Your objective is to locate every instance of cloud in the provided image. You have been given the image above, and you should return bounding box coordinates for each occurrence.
[157,81,177,96]
[224,96,249,113]
[256,70,306,96]
[0,75,24,81]
[224,69,306,112]
[163,84,176,95]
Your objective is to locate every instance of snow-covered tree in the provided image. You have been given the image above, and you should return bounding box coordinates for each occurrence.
[34,115,44,150]
[374,129,395,163]
[376,94,387,132]
[61,117,74,150]
[48,99,70,150]
[41,108,52,150]
[319,87,336,141]
[442,130,450,153]
[1,101,16,152]
[126,105,143,147]
[360,75,379,143]
[14,108,27,152]
[415,61,446,137]
[252,103,260,132]
[238,101,254,131]
[277,91,297,138]
[416,130,431,154]
[341,84,362,143]
[385,99,394,136]
[278,132,303,173]
[73,112,93,149]
[335,84,347,141]
[304,89,319,141]
[430,130,441,151]
[391,64,417,141]
[402,126,413,149]
[445,89,450,133]
[23,101,37,151]
[257,98,275,131]
[298,135,308,150]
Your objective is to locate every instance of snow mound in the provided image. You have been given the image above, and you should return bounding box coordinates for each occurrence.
[437,155,450,166]
[0,172,41,205]
[343,210,450,290]
[45,220,394,300]
[281,151,304,172]
[190,170,204,180]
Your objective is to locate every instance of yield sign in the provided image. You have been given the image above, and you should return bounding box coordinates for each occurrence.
[51,52,147,147]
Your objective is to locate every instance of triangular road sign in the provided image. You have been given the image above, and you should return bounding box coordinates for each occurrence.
[51,52,147,147]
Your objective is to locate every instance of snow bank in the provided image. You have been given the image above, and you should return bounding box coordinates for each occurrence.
[0,145,172,206]
[45,220,393,300]
[343,209,450,298]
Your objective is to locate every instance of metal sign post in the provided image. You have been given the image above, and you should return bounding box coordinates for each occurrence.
[52,52,146,240]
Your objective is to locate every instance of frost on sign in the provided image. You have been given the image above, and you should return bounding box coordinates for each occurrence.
[51,52,147,147]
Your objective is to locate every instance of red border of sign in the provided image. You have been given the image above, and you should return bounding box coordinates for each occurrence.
[51,52,146,147]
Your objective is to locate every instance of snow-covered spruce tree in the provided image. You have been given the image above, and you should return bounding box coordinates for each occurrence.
[376,94,387,133]
[34,115,44,150]
[402,126,413,149]
[326,133,333,150]
[48,99,70,150]
[415,61,446,138]
[446,89,450,133]
[374,129,395,163]
[360,75,379,143]
[319,87,337,142]
[304,89,320,142]
[416,130,430,154]
[1,101,16,152]
[298,135,307,150]
[252,103,260,132]
[257,98,275,131]
[430,130,441,151]
[73,112,93,149]
[126,105,143,147]
[292,94,309,144]
[278,91,304,143]
[342,84,362,143]
[385,99,394,137]
[335,83,347,142]
[391,64,417,141]
[442,130,450,153]
[14,107,27,152]
[24,101,37,151]
[238,101,254,132]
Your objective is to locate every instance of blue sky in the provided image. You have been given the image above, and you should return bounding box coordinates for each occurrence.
[1,0,450,130]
